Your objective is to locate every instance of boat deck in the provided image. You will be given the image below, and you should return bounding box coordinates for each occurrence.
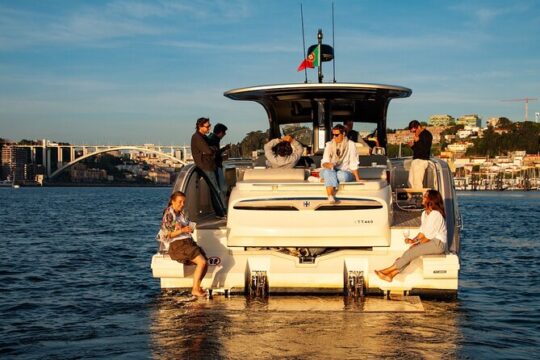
[391,203,422,228]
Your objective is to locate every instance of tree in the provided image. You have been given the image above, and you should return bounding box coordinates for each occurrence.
[497,117,512,130]
[240,130,268,157]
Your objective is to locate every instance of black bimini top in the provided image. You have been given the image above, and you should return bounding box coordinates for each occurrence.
[224,82,412,149]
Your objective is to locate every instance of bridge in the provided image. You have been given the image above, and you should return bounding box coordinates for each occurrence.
[12,140,192,179]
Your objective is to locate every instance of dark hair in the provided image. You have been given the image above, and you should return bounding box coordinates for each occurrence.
[214,123,228,134]
[425,189,445,218]
[164,191,186,215]
[273,141,293,157]
[343,119,353,126]
[408,120,421,130]
[332,124,346,134]
[196,117,210,130]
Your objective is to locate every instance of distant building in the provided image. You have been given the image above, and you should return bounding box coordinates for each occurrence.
[387,126,447,145]
[457,114,482,127]
[1,145,33,182]
[70,163,107,182]
[429,114,454,126]
[487,117,501,127]
[456,125,482,139]
[447,142,474,154]
[147,170,171,184]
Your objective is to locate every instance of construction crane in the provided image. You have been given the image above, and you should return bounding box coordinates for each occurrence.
[500,98,538,122]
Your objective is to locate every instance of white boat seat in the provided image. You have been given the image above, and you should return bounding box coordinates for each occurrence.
[242,168,306,182]
[358,166,387,180]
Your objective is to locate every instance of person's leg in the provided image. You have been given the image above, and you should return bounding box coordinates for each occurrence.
[409,159,428,189]
[336,170,354,183]
[203,170,226,216]
[394,240,444,272]
[216,167,228,204]
[320,169,338,201]
[377,240,444,282]
[191,254,208,296]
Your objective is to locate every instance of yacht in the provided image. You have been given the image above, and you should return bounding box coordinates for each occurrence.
[151,34,461,299]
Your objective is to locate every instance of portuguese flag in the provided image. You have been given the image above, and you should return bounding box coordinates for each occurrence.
[297,46,320,71]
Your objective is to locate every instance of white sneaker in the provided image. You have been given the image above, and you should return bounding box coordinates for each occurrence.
[307,176,320,183]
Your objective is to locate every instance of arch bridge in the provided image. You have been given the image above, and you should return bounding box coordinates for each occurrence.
[49,146,189,179]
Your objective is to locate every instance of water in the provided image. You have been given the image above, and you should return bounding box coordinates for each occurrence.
[0,188,538,359]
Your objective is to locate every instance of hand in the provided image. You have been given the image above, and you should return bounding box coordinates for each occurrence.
[181,226,193,233]
[407,141,414,147]
[323,162,334,170]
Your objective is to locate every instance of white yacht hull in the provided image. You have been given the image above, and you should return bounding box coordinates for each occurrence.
[151,227,459,294]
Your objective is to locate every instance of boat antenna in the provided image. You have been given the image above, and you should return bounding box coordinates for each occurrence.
[332,2,336,83]
[300,4,308,83]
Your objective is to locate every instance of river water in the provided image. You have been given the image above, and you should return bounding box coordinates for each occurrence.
[0,188,538,359]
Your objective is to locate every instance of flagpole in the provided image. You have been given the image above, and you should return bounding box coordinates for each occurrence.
[317,29,323,83]
[300,4,308,83]
[332,2,336,83]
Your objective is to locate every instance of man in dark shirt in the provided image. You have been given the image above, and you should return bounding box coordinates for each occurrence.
[206,123,230,201]
[407,120,433,189]
[343,119,359,143]
[191,117,225,215]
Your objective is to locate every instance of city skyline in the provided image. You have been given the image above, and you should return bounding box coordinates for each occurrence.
[0,0,539,144]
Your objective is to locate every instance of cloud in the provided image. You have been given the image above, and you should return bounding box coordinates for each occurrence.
[448,2,532,25]
[158,40,296,53]
[0,0,253,50]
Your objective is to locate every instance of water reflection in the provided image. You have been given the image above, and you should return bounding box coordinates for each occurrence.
[150,293,461,359]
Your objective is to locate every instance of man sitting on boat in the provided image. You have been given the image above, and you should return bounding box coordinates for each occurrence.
[320,124,362,203]
[264,134,304,169]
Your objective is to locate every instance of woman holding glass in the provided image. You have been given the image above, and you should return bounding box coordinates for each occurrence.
[158,191,208,296]
[375,189,447,282]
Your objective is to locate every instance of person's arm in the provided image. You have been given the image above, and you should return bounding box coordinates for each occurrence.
[321,145,333,169]
[264,138,281,162]
[347,142,361,181]
[289,139,304,164]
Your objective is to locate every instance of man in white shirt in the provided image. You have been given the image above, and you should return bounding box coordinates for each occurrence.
[320,124,362,203]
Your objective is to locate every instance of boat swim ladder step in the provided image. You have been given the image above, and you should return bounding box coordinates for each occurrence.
[248,271,268,298]
[346,271,365,302]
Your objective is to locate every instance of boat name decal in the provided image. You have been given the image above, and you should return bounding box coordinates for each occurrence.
[354,219,374,224]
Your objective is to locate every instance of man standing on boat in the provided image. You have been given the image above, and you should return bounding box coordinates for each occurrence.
[320,124,362,204]
[191,117,226,216]
[207,123,230,203]
[407,120,433,189]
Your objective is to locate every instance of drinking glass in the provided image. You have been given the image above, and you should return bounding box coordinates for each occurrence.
[402,229,410,240]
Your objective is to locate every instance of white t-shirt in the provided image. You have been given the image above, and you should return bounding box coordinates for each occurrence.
[419,210,447,243]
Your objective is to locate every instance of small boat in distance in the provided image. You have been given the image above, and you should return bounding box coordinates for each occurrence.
[151,30,461,299]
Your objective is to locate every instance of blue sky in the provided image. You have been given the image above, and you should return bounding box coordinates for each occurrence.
[0,0,539,145]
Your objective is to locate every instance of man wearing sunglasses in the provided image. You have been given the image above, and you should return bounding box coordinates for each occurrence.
[191,117,225,216]
[320,124,362,204]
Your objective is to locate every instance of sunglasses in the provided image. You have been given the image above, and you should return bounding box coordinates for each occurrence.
[332,133,342,137]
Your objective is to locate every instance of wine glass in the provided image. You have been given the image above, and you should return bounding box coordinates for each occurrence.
[402,229,410,242]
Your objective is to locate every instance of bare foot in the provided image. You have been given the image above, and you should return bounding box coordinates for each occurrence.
[375,270,393,282]
[191,289,207,297]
